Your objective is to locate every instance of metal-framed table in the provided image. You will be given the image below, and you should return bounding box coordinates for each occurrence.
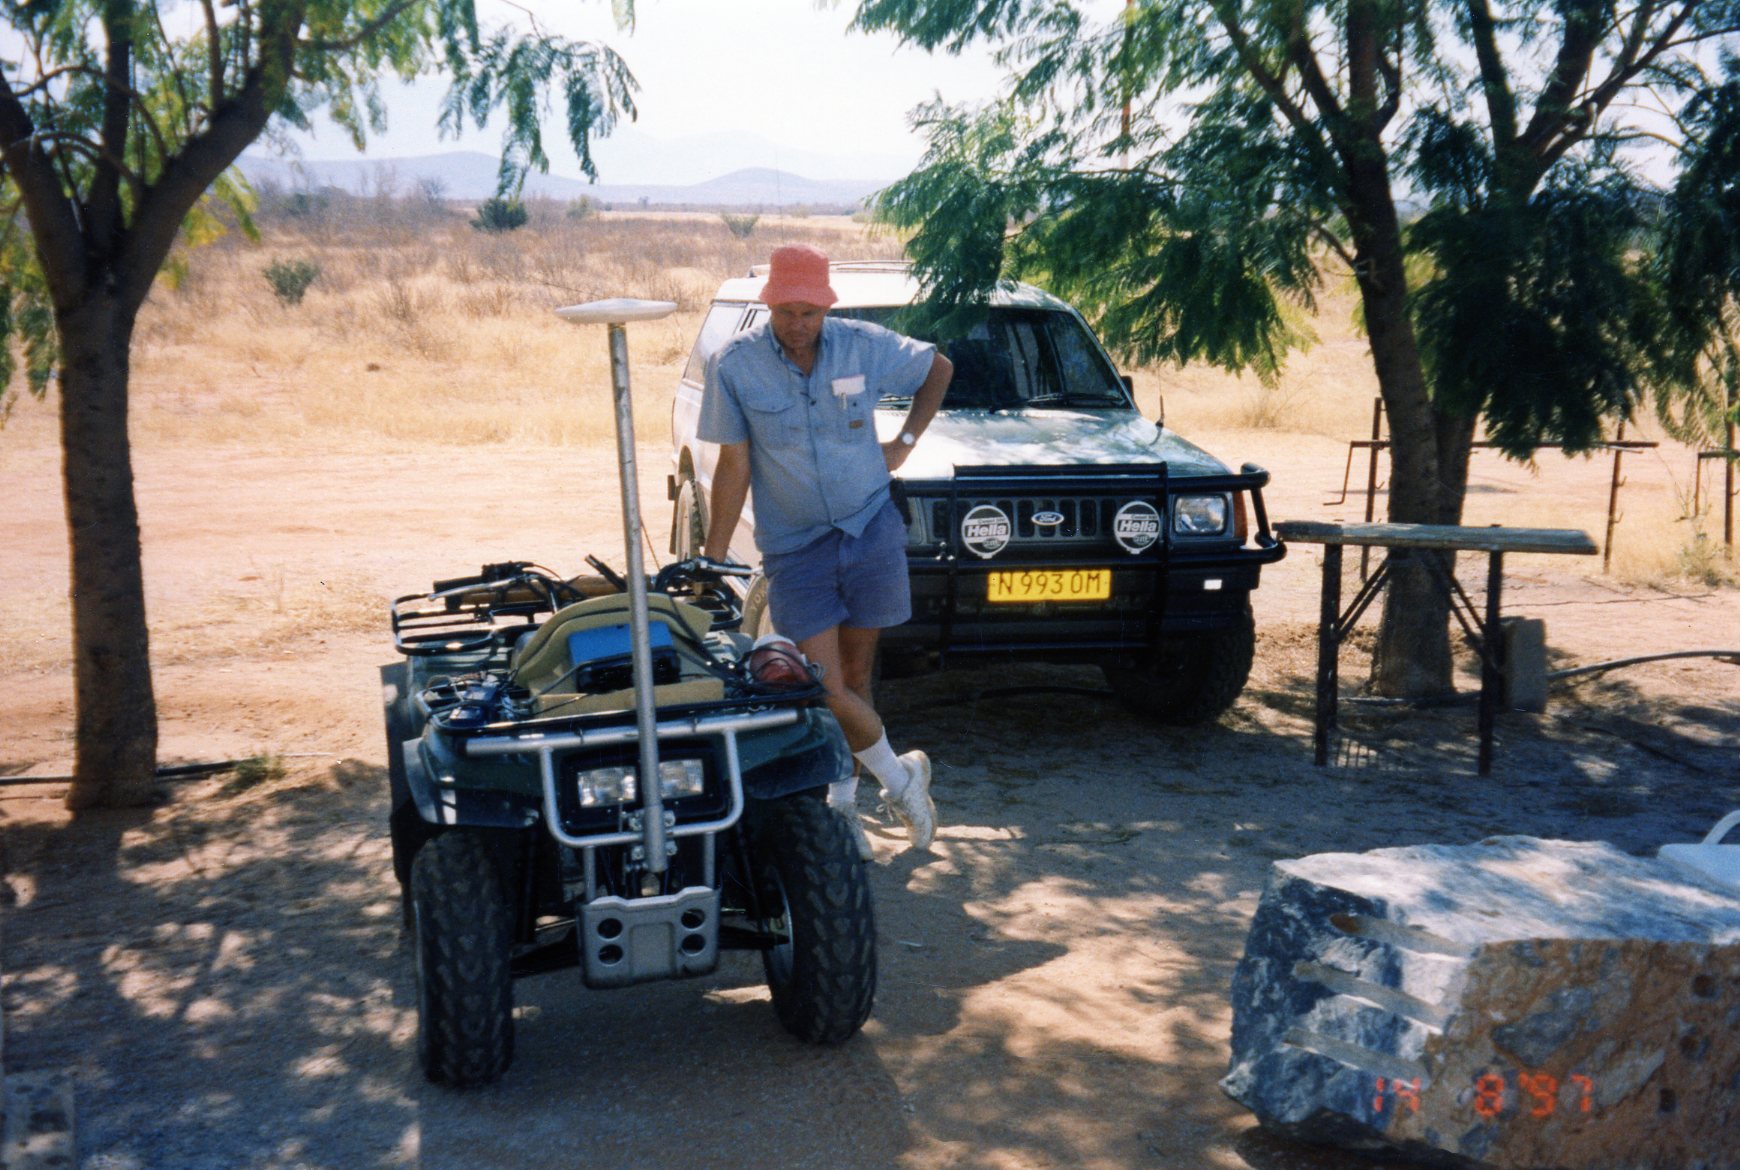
[1274,522,1598,775]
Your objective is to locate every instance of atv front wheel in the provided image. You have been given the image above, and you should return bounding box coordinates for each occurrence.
[750,791,877,1044]
[410,831,515,1086]
[1103,603,1255,726]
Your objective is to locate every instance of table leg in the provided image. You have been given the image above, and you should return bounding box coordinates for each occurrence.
[1478,550,1504,776]
[1316,544,1343,766]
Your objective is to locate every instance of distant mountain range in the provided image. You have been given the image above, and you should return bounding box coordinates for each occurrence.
[236,150,892,210]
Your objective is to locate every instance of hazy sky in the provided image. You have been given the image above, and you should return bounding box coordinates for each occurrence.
[284,0,1015,183]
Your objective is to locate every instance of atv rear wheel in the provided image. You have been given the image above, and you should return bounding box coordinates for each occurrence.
[750,791,877,1044]
[1104,603,1255,726]
[410,831,515,1086]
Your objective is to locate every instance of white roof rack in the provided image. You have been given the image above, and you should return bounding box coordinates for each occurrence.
[744,259,912,277]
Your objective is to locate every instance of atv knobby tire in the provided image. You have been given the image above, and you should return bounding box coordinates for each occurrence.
[411,831,515,1086]
[751,792,877,1044]
[1104,603,1255,726]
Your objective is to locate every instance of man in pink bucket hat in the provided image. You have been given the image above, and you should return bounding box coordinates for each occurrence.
[700,244,953,858]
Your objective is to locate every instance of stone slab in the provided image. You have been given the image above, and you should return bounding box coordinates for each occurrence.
[1221,836,1740,1170]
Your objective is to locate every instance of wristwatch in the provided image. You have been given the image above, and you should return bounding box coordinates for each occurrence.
[898,431,917,447]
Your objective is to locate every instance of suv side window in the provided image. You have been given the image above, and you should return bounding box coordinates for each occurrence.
[682,303,749,385]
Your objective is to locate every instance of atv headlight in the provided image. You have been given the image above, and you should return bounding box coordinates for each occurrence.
[576,759,707,808]
[1172,495,1229,536]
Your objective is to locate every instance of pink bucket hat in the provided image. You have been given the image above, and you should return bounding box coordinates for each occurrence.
[759,245,838,307]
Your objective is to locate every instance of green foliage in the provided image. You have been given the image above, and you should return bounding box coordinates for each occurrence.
[227,751,287,793]
[719,212,760,239]
[566,195,598,220]
[856,0,1740,456]
[1409,180,1671,458]
[0,226,55,425]
[1654,71,1740,446]
[286,190,332,219]
[263,259,321,306]
[439,21,639,194]
[471,196,530,233]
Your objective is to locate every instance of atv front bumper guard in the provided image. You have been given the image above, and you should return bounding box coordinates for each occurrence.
[464,706,801,853]
[465,705,802,989]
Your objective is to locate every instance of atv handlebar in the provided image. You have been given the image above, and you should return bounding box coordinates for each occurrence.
[691,556,752,578]
[650,556,751,594]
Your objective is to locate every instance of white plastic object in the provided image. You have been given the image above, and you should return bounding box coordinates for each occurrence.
[554,298,678,325]
[1658,810,1740,892]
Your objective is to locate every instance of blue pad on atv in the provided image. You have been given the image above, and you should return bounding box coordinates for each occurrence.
[567,621,679,692]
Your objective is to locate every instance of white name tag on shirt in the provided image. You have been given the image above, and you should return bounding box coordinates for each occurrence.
[831,374,866,399]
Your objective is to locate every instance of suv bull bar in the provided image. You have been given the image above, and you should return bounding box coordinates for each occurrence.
[892,461,1284,661]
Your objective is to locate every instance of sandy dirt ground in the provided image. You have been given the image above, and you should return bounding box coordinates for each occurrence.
[2,402,1739,1170]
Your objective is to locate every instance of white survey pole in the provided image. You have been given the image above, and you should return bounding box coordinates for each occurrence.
[555,298,679,878]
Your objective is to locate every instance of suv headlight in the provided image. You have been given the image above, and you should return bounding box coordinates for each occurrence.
[577,759,707,808]
[1172,495,1229,536]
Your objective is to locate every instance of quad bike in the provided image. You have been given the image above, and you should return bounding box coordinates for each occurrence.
[379,299,876,1087]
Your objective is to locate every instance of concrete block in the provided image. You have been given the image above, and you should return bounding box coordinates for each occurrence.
[1501,618,1547,713]
[1221,836,1740,1170]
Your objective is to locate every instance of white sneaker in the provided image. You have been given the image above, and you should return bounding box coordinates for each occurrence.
[830,799,874,862]
[881,750,936,851]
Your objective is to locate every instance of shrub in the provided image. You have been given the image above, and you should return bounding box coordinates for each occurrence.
[566,196,597,221]
[285,190,329,219]
[263,258,320,306]
[416,176,450,213]
[720,212,759,240]
[471,197,529,233]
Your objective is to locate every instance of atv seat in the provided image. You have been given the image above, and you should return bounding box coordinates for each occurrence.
[510,592,726,715]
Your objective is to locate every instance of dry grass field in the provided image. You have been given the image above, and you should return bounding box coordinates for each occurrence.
[12,192,1729,577]
[2,198,1738,1170]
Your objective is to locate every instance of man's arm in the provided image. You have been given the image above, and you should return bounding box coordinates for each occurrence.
[703,441,751,563]
[883,352,953,472]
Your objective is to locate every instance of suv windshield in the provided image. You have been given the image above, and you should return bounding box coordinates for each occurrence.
[835,306,1131,412]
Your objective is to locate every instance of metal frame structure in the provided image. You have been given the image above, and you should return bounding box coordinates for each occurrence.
[1276,521,1597,776]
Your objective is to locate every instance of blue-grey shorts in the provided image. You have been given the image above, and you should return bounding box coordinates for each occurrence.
[763,500,912,643]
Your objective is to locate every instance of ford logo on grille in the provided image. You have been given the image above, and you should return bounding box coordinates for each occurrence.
[1031,511,1065,528]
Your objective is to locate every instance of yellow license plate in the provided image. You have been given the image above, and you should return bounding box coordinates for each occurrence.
[987,569,1112,603]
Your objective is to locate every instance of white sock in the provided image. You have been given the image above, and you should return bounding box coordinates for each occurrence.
[829,775,858,808]
[854,734,908,797]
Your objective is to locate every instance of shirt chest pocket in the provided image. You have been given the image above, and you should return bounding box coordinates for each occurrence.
[741,386,805,440]
[831,387,872,442]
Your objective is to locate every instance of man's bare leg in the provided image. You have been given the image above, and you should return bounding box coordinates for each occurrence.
[797,624,934,849]
[796,625,882,751]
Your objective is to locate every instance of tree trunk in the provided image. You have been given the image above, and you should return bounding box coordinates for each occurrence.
[58,292,158,810]
[1342,152,1461,698]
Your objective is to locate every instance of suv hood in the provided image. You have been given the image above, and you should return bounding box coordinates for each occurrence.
[886,409,1230,480]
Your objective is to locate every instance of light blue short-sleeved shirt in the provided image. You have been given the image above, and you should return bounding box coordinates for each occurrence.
[698,317,935,555]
